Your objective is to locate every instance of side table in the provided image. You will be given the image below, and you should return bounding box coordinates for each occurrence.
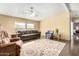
[53,34,62,40]
[11,33,20,38]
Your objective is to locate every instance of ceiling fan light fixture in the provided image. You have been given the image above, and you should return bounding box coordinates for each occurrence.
[29,12,35,17]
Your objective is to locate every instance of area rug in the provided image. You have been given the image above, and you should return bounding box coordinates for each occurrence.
[20,39,66,56]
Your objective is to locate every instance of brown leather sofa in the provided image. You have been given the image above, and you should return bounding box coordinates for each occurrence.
[0,38,22,56]
[17,30,41,41]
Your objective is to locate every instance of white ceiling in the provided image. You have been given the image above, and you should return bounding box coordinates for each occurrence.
[69,3,79,17]
[0,3,67,21]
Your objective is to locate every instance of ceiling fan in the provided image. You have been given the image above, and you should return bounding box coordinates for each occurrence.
[25,6,39,17]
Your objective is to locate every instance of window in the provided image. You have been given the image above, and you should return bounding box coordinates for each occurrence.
[27,23,35,29]
[15,22,35,30]
[15,22,26,30]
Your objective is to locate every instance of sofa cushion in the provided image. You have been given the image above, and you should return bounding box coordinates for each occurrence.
[18,30,39,35]
[0,39,2,44]
[15,40,23,47]
[31,30,38,33]
[0,33,2,44]
[18,31,24,35]
[22,33,39,37]
[0,30,9,44]
[23,31,31,34]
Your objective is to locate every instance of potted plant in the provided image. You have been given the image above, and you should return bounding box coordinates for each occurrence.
[55,28,59,34]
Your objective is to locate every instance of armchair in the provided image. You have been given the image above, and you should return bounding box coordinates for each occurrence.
[0,37,23,56]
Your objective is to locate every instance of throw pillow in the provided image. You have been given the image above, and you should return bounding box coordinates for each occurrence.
[0,33,3,44]
[0,39,2,44]
[2,38,10,44]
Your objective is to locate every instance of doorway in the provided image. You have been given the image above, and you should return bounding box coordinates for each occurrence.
[71,19,79,55]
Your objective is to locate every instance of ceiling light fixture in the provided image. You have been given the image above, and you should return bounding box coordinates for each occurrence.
[25,5,39,17]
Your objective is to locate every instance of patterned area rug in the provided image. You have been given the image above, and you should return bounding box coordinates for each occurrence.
[20,39,66,56]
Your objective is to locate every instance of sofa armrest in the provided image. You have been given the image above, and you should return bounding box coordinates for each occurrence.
[0,42,20,56]
[0,42,17,48]
[0,42,21,49]
[38,32,41,37]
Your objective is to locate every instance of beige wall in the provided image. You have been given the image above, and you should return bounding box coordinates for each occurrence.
[0,15,40,35]
[0,10,70,40]
[40,11,70,40]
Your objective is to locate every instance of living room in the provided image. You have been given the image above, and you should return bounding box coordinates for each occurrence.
[0,3,70,40]
[0,3,78,56]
